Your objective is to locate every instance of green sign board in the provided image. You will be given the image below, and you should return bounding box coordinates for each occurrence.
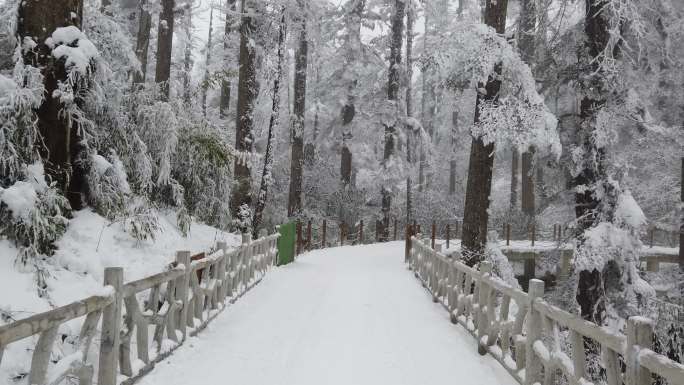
[277,222,296,266]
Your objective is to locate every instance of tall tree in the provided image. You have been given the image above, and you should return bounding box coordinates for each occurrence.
[220,0,237,118]
[230,0,258,233]
[449,110,459,196]
[201,5,214,116]
[572,0,625,325]
[133,0,152,85]
[287,0,308,218]
[406,0,415,221]
[380,0,405,240]
[253,10,286,238]
[518,0,537,217]
[182,2,193,105]
[461,0,508,265]
[340,0,365,187]
[17,0,87,208]
[155,0,175,100]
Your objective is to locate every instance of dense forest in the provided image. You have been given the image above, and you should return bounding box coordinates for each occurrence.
[0,0,682,380]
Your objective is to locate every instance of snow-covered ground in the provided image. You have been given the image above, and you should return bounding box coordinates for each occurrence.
[0,208,241,320]
[136,242,518,385]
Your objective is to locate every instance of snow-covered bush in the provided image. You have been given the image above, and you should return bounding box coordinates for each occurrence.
[0,163,70,265]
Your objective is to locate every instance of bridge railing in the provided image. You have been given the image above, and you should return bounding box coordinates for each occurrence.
[0,233,279,385]
[409,235,684,385]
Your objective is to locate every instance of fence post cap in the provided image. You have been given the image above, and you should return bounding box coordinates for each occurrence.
[479,261,492,273]
[217,241,228,251]
[528,278,545,297]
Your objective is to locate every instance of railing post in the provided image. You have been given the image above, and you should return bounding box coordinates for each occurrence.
[431,221,436,250]
[98,267,123,385]
[524,279,545,385]
[306,220,312,251]
[359,220,364,244]
[455,221,459,240]
[506,223,511,246]
[296,221,302,255]
[321,220,327,248]
[216,243,228,302]
[405,224,412,263]
[531,223,536,247]
[393,218,397,241]
[477,261,492,355]
[626,317,654,385]
[175,250,191,340]
[446,224,450,249]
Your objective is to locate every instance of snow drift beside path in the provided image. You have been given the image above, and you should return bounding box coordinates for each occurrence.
[136,242,518,385]
[0,208,240,319]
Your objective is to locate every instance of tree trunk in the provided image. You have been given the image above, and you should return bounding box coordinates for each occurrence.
[133,0,152,85]
[230,0,258,233]
[521,147,535,216]
[406,0,414,220]
[518,0,536,218]
[680,157,683,271]
[182,3,193,105]
[220,0,237,118]
[510,148,518,209]
[201,6,214,116]
[340,0,364,188]
[155,0,175,100]
[17,0,87,209]
[450,110,459,195]
[380,0,405,241]
[252,10,285,238]
[572,0,613,323]
[287,0,308,218]
[461,0,508,266]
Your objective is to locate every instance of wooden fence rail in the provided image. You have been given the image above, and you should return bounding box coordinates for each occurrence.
[0,233,279,385]
[408,235,684,385]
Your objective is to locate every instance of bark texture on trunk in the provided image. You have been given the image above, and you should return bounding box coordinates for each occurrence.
[380,0,405,241]
[518,0,536,218]
[17,0,86,209]
[406,0,414,221]
[461,0,508,266]
[133,0,152,84]
[521,147,535,216]
[182,3,193,105]
[450,110,459,195]
[252,11,285,238]
[201,6,214,116]
[287,0,308,218]
[155,0,175,100]
[230,0,258,233]
[510,148,518,209]
[220,0,237,118]
[573,0,613,323]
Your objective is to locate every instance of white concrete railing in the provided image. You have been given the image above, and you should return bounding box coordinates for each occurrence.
[409,236,684,385]
[0,234,279,385]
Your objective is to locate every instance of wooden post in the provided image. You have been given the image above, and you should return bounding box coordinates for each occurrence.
[524,279,545,385]
[393,218,397,241]
[626,317,654,385]
[431,221,436,250]
[650,228,654,248]
[680,157,683,270]
[446,224,450,249]
[321,220,327,248]
[455,221,459,240]
[477,261,492,355]
[340,223,345,246]
[306,220,312,250]
[98,267,123,385]
[553,224,557,242]
[506,223,511,246]
[530,223,536,247]
[405,224,412,263]
[359,220,364,244]
[175,250,191,340]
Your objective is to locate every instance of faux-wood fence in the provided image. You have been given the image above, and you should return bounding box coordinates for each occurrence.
[0,233,279,385]
[408,235,684,385]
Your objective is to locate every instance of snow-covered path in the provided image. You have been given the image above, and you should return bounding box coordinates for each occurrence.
[137,242,518,385]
